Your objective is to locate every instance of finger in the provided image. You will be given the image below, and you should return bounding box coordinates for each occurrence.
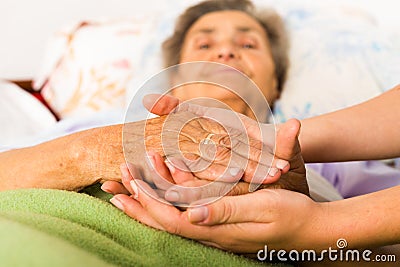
[120,163,137,196]
[196,118,263,151]
[145,151,174,190]
[129,179,217,241]
[187,189,277,225]
[167,155,244,183]
[177,144,278,185]
[194,164,244,183]
[101,181,130,195]
[275,119,301,160]
[142,94,180,116]
[131,179,270,250]
[165,181,250,204]
[164,157,195,184]
[181,118,265,161]
[182,110,287,184]
[165,180,223,204]
[272,158,290,174]
[175,102,261,138]
[110,194,165,230]
[120,163,153,199]
[247,146,283,192]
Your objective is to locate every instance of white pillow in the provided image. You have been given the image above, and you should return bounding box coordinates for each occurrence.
[0,80,56,147]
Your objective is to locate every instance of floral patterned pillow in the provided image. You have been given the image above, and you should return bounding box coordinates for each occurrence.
[33,17,164,119]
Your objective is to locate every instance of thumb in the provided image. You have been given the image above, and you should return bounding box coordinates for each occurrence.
[187,190,272,225]
[275,118,301,160]
[142,94,180,116]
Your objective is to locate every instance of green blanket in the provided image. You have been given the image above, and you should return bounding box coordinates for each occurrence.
[0,187,291,267]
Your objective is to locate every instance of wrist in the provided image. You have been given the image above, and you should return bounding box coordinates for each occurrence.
[311,191,400,252]
[291,200,335,252]
[71,124,125,186]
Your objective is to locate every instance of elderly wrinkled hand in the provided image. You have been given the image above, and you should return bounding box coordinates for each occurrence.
[128,111,284,184]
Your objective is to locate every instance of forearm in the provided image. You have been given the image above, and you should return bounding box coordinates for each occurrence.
[0,124,126,191]
[0,132,93,191]
[310,186,400,251]
[300,85,400,163]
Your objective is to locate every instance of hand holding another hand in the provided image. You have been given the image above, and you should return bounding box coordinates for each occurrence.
[142,94,308,196]
[108,163,320,254]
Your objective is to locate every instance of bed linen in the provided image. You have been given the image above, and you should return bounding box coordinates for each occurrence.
[0,188,290,267]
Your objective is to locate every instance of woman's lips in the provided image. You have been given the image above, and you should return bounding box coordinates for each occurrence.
[203,64,247,78]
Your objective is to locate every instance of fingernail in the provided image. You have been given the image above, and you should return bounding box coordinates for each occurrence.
[165,160,176,174]
[110,196,124,211]
[188,206,208,223]
[221,167,243,182]
[165,190,180,202]
[229,167,242,176]
[146,154,155,168]
[276,160,288,170]
[100,184,112,194]
[130,180,139,199]
[120,163,131,180]
[268,167,278,177]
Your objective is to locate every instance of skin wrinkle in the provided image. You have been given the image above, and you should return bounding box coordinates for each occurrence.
[178,11,278,109]
[0,5,300,205]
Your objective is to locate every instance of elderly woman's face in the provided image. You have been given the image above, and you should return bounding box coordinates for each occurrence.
[173,10,278,117]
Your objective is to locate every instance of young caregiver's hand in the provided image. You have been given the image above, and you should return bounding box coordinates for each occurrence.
[109,163,321,254]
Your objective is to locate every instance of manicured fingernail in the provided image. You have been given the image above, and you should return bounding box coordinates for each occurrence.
[130,180,139,199]
[110,196,124,211]
[276,160,288,170]
[268,167,278,177]
[165,160,176,174]
[165,190,180,202]
[188,206,208,223]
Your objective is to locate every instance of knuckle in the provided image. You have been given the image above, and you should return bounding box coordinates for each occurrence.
[263,190,281,212]
[227,183,247,196]
[218,135,232,147]
[164,221,182,235]
[217,200,235,224]
[251,148,263,162]
[214,146,231,161]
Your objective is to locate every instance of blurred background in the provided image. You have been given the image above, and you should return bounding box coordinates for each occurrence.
[1,0,399,80]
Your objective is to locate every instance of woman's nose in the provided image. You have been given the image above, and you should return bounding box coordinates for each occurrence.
[218,52,235,60]
[216,44,237,61]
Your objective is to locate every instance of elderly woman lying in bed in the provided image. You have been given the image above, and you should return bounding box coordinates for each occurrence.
[0,0,307,197]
